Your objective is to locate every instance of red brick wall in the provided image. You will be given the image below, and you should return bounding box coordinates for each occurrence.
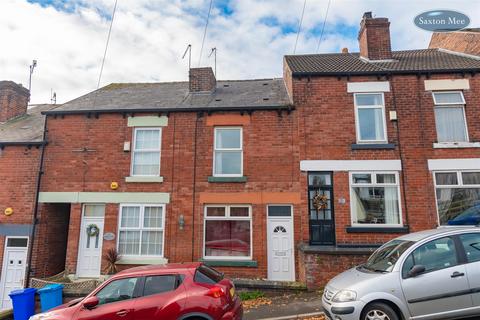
[41,109,301,279]
[429,31,480,56]
[299,251,370,289]
[287,72,480,250]
[31,203,70,278]
[0,81,29,122]
[358,15,392,60]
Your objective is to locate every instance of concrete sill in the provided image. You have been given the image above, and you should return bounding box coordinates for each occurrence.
[433,142,480,149]
[117,257,168,265]
[299,244,377,255]
[125,176,164,183]
[346,226,409,233]
[208,176,248,183]
[351,143,396,150]
[200,259,257,267]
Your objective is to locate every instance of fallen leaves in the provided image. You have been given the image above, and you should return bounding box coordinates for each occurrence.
[242,297,272,311]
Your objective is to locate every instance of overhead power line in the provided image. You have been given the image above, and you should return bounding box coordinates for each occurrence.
[198,0,214,66]
[97,0,118,89]
[316,0,332,53]
[293,0,307,54]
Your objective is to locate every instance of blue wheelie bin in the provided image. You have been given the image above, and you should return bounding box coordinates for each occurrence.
[38,283,64,312]
[9,287,37,320]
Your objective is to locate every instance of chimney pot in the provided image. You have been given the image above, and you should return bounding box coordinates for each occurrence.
[342,47,349,53]
[358,12,392,60]
[0,81,30,122]
[189,67,216,93]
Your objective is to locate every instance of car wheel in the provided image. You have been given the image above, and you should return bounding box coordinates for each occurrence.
[362,302,399,320]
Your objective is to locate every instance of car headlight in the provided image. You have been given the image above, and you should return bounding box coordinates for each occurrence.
[332,290,357,302]
[29,312,53,320]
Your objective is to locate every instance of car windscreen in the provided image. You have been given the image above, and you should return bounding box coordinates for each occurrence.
[361,240,415,273]
[194,265,224,284]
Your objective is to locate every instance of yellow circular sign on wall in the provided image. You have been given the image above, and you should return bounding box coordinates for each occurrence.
[4,208,13,216]
[110,182,119,190]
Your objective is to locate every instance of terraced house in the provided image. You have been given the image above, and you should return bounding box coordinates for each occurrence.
[0,12,480,300]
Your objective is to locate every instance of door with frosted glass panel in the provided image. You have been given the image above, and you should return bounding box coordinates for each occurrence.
[308,172,335,245]
[77,205,105,278]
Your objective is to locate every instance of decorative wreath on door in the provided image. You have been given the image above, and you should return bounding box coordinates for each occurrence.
[86,224,100,237]
[312,191,328,211]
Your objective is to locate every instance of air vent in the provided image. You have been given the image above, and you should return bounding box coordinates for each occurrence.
[223,84,230,87]
[215,98,222,102]
[263,98,270,101]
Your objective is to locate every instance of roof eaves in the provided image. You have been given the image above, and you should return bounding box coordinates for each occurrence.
[291,67,480,77]
[42,104,294,116]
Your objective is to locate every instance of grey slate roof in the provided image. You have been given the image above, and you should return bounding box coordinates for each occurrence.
[285,48,480,76]
[46,79,291,114]
[0,104,56,144]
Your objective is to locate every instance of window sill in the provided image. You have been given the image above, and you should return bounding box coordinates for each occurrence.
[351,143,396,150]
[200,259,257,267]
[346,226,409,233]
[208,176,248,183]
[125,176,164,183]
[433,142,480,149]
[117,257,168,265]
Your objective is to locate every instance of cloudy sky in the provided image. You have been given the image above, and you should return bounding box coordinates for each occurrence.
[1,0,479,104]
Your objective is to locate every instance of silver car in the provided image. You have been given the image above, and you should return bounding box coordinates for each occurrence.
[322,227,480,320]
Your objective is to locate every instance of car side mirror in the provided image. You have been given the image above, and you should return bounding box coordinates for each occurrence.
[83,296,99,309]
[408,265,426,278]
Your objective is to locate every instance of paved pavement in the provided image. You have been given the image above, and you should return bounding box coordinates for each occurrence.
[243,291,323,320]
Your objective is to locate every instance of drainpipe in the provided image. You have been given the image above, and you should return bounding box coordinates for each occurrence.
[25,115,48,287]
[191,113,201,262]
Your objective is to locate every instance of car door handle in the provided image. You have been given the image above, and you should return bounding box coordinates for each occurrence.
[451,271,465,278]
[116,310,129,317]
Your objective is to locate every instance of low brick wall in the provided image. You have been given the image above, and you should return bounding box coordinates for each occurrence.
[298,244,376,290]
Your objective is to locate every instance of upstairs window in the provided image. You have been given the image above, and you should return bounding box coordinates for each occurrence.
[131,128,162,176]
[433,92,468,142]
[213,127,243,177]
[354,93,387,143]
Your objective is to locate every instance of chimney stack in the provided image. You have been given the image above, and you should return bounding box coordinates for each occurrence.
[0,81,29,123]
[189,67,216,93]
[358,12,392,60]
[342,47,349,53]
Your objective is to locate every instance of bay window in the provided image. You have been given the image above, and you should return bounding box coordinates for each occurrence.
[213,127,243,176]
[354,93,387,143]
[433,91,468,143]
[204,205,251,259]
[118,204,165,257]
[131,128,162,176]
[350,172,402,226]
[435,171,480,225]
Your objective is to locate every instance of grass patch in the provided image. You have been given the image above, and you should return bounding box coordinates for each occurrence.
[239,290,265,301]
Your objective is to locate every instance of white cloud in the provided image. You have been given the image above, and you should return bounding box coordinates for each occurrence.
[0,0,478,104]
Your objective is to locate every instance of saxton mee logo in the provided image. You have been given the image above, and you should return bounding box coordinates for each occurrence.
[414,10,470,32]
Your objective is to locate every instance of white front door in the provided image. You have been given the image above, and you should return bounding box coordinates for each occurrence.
[77,204,105,278]
[267,205,295,281]
[0,237,29,310]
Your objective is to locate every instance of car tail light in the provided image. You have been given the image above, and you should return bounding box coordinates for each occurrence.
[207,286,226,298]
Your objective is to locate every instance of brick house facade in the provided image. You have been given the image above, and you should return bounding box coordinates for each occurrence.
[1,12,480,299]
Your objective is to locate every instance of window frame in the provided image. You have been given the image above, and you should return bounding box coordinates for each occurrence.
[203,204,252,261]
[353,92,388,144]
[117,204,166,259]
[213,127,243,177]
[433,170,480,226]
[130,127,162,177]
[432,91,469,143]
[349,171,403,227]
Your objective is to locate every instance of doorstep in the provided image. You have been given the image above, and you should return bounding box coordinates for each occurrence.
[233,278,307,291]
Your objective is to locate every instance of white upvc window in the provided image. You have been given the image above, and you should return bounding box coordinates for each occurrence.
[354,93,387,144]
[203,205,252,260]
[117,204,165,258]
[213,127,243,177]
[434,170,480,226]
[131,128,162,176]
[432,91,468,143]
[350,171,402,226]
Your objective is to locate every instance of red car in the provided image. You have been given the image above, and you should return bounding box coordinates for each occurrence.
[30,263,243,320]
